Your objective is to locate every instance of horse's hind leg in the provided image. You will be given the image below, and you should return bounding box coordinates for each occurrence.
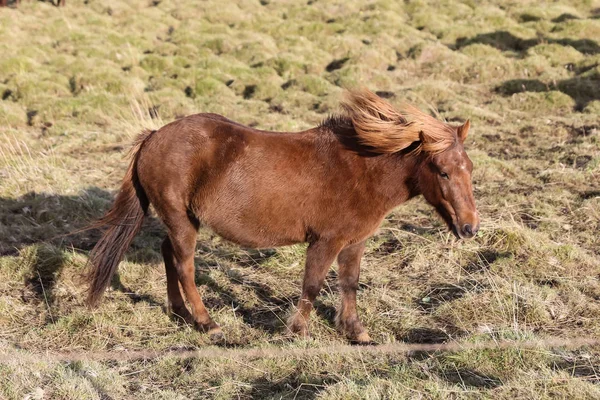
[161,209,222,339]
[336,240,371,344]
[288,240,343,337]
[161,237,193,323]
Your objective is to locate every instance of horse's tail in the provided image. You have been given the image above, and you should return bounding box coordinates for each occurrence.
[85,129,155,307]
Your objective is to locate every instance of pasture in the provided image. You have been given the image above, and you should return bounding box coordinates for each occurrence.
[1,0,599,398]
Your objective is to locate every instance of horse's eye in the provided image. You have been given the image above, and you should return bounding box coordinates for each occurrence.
[440,172,449,179]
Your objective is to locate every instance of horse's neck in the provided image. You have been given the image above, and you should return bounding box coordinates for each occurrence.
[320,124,422,211]
[364,153,421,211]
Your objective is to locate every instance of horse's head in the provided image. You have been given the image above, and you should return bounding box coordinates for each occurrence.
[418,121,479,239]
[338,88,479,238]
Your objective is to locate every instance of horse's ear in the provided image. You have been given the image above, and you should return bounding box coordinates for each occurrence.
[457,120,470,143]
[417,129,429,147]
[413,130,433,153]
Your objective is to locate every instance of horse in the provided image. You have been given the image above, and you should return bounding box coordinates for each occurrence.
[85,88,479,343]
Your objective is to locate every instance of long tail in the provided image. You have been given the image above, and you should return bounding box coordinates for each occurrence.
[85,129,155,307]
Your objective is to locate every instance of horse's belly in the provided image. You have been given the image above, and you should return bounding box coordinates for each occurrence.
[204,217,305,249]
[197,193,307,248]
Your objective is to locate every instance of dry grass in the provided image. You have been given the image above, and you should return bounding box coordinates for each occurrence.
[0,0,599,398]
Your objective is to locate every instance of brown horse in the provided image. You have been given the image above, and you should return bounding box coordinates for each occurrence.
[86,88,479,343]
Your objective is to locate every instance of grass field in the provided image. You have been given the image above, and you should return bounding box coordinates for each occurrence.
[1,0,600,398]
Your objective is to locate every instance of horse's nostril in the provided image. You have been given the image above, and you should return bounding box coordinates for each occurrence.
[463,224,473,236]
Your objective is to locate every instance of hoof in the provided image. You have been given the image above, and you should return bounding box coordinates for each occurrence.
[337,317,372,344]
[195,320,221,333]
[287,313,310,338]
[208,326,225,343]
[350,331,375,345]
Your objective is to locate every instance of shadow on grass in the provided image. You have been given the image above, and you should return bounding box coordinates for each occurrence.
[438,368,503,389]
[1,188,107,256]
[1,187,165,317]
[196,243,278,269]
[193,245,344,338]
[552,358,600,383]
[21,245,68,323]
[110,273,164,309]
[465,249,511,273]
[0,187,163,258]
[416,279,487,313]
[495,75,600,110]
[193,243,295,335]
[195,263,294,336]
[452,30,600,109]
[247,373,334,400]
[454,30,600,55]
[402,326,469,362]
[401,327,456,344]
[373,222,431,255]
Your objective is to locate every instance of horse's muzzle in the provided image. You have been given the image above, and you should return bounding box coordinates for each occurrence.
[461,223,479,239]
[453,223,479,239]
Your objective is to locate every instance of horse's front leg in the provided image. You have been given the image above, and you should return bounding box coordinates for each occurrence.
[288,240,343,337]
[335,240,371,344]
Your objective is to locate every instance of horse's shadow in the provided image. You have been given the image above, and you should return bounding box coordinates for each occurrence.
[193,244,341,338]
[196,270,293,335]
[1,187,107,256]
[2,188,110,314]
[1,187,165,315]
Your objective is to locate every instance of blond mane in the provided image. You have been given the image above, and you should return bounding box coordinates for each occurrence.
[338,88,457,154]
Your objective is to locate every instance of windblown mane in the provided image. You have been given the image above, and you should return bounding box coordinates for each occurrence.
[327,88,457,155]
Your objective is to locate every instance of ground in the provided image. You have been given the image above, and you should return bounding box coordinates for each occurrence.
[1,0,600,399]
